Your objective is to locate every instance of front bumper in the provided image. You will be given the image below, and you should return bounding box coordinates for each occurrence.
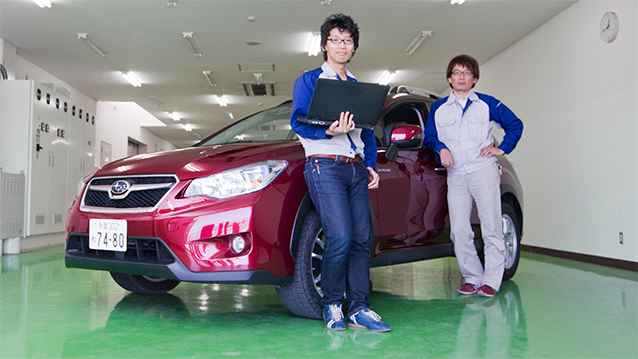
[65,233,293,285]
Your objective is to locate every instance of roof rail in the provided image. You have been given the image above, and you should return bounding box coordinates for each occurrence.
[390,85,442,100]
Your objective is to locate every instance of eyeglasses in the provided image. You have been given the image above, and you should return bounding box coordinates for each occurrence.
[452,70,473,77]
[327,37,354,45]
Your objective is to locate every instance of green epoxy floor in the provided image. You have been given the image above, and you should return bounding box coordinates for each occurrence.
[1,246,636,359]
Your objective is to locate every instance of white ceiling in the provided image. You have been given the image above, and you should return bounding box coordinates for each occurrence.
[0,0,576,148]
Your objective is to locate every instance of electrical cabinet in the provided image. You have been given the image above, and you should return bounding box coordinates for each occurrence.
[0,80,95,237]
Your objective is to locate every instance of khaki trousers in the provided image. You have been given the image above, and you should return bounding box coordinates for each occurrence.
[447,163,505,291]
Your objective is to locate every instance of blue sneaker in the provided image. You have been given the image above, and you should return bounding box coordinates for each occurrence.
[347,308,391,332]
[323,304,346,331]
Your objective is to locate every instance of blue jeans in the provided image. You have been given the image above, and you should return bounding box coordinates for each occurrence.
[304,157,372,315]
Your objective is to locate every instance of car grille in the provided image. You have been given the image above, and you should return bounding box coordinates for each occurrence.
[81,175,178,212]
[66,234,175,264]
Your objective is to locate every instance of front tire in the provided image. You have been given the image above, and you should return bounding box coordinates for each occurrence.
[110,272,180,295]
[275,209,324,319]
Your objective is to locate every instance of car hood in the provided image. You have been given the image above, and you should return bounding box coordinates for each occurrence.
[93,142,304,180]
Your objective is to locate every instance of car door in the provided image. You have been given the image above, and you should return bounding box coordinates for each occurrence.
[372,102,449,252]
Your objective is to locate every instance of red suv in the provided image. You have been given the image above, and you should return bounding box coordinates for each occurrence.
[65,87,523,319]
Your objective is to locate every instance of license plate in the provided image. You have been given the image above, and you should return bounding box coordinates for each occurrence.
[89,219,127,252]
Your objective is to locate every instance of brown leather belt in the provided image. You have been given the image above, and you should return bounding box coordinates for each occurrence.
[308,154,362,163]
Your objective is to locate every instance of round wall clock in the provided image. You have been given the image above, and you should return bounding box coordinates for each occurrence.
[600,11,619,43]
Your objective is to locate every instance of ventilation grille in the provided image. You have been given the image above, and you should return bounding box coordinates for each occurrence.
[66,234,175,265]
[242,82,276,96]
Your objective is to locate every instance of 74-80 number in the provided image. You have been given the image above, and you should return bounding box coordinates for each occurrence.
[89,219,127,252]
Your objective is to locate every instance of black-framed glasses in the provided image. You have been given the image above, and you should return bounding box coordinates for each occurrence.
[452,70,473,77]
[327,37,354,45]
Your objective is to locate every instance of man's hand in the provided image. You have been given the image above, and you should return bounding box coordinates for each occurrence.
[326,111,355,136]
[367,167,379,189]
[439,148,455,169]
[480,146,504,158]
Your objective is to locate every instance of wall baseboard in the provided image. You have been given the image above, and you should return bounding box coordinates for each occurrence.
[521,245,637,272]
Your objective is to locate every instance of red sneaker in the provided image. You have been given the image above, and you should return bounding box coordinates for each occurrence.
[456,283,479,295]
[476,285,497,298]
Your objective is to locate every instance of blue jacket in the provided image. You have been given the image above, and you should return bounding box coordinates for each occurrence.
[291,63,377,169]
[424,91,523,174]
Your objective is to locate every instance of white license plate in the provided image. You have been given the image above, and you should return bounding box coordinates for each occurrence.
[89,219,127,252]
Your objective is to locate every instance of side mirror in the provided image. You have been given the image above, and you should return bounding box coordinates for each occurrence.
[386,124,423,162]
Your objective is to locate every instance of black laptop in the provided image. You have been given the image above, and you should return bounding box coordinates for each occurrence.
[297,78,389,130]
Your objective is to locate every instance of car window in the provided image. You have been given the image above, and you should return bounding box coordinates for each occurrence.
[198,104,297,145]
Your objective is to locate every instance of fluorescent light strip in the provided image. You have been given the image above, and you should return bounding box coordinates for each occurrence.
[182,32,202,57]
[121,71,142,87]
[183,124,192,132]
[77,33,108,57]
[405,31,432,56]
[217,95,228,107]
[168,112,181,121]
[149,95,164,106]
[378,71,397,86]
[450,0,466,4]
[33,0,52,8]
[225,112,234,120]
[307,32,321,57]
[203,71,216,86]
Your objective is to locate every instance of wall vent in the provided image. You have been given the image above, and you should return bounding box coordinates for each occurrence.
[241,82,276,97]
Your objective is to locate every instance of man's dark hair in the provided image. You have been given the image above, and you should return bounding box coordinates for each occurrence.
[320,13,359,61]
[446,54,480,88]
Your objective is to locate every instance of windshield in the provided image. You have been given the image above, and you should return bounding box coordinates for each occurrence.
[198,103,297,146]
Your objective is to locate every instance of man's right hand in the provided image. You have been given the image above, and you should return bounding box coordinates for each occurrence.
[439,148,454,169]
[326,111,355,136]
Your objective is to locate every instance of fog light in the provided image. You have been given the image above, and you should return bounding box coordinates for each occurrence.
[230,235,246,254]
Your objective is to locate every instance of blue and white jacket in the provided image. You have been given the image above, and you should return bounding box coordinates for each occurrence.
[290,62,377,169]
[424,91,523,176]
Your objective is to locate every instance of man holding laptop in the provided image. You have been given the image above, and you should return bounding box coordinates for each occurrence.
[290,13,390,332]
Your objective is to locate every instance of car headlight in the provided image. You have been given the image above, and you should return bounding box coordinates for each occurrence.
[184,160,288,199]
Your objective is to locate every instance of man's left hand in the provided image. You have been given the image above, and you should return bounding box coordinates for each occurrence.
[367,167,379,189]
[480,146,504,158]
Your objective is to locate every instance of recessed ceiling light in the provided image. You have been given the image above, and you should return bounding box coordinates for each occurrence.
[182,32,202,57]
[216,95,228,107]
[33,0,52,8]
[183,124,192,132]
[378,71,397,86]
[168,112,181,121]
[202,71,216,87]
[308,32,321,57]
[121,71,142,87]
[77,33,108,57]
[405,31,432,56]
[450,0,466,4]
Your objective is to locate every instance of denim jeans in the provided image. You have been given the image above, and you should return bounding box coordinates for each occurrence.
[304,157,372,315]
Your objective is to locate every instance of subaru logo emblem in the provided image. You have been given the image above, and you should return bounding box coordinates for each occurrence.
[110,180,132,196]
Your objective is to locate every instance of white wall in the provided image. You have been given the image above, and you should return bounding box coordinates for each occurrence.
[476,0,637,262]
[95,102,176,168]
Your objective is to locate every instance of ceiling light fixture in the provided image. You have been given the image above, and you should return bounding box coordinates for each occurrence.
[168,112,181,121]
[183,124,192,132]
[216,95,228,107]
[149,95,164,106]
[202,71,216,86]
[405,31,433,56]
[182,32,202,57]
[33,0,52,8]
[121,71,142,87]
[450,0,466,4]
[378,71,397,86]
[166,1,177,6]
[77,33,108,57]
[225,112,234,120]
[307,32,321,57]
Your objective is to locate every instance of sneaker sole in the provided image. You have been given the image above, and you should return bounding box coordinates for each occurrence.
[456,289,478,295]
[347,323,391,332]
